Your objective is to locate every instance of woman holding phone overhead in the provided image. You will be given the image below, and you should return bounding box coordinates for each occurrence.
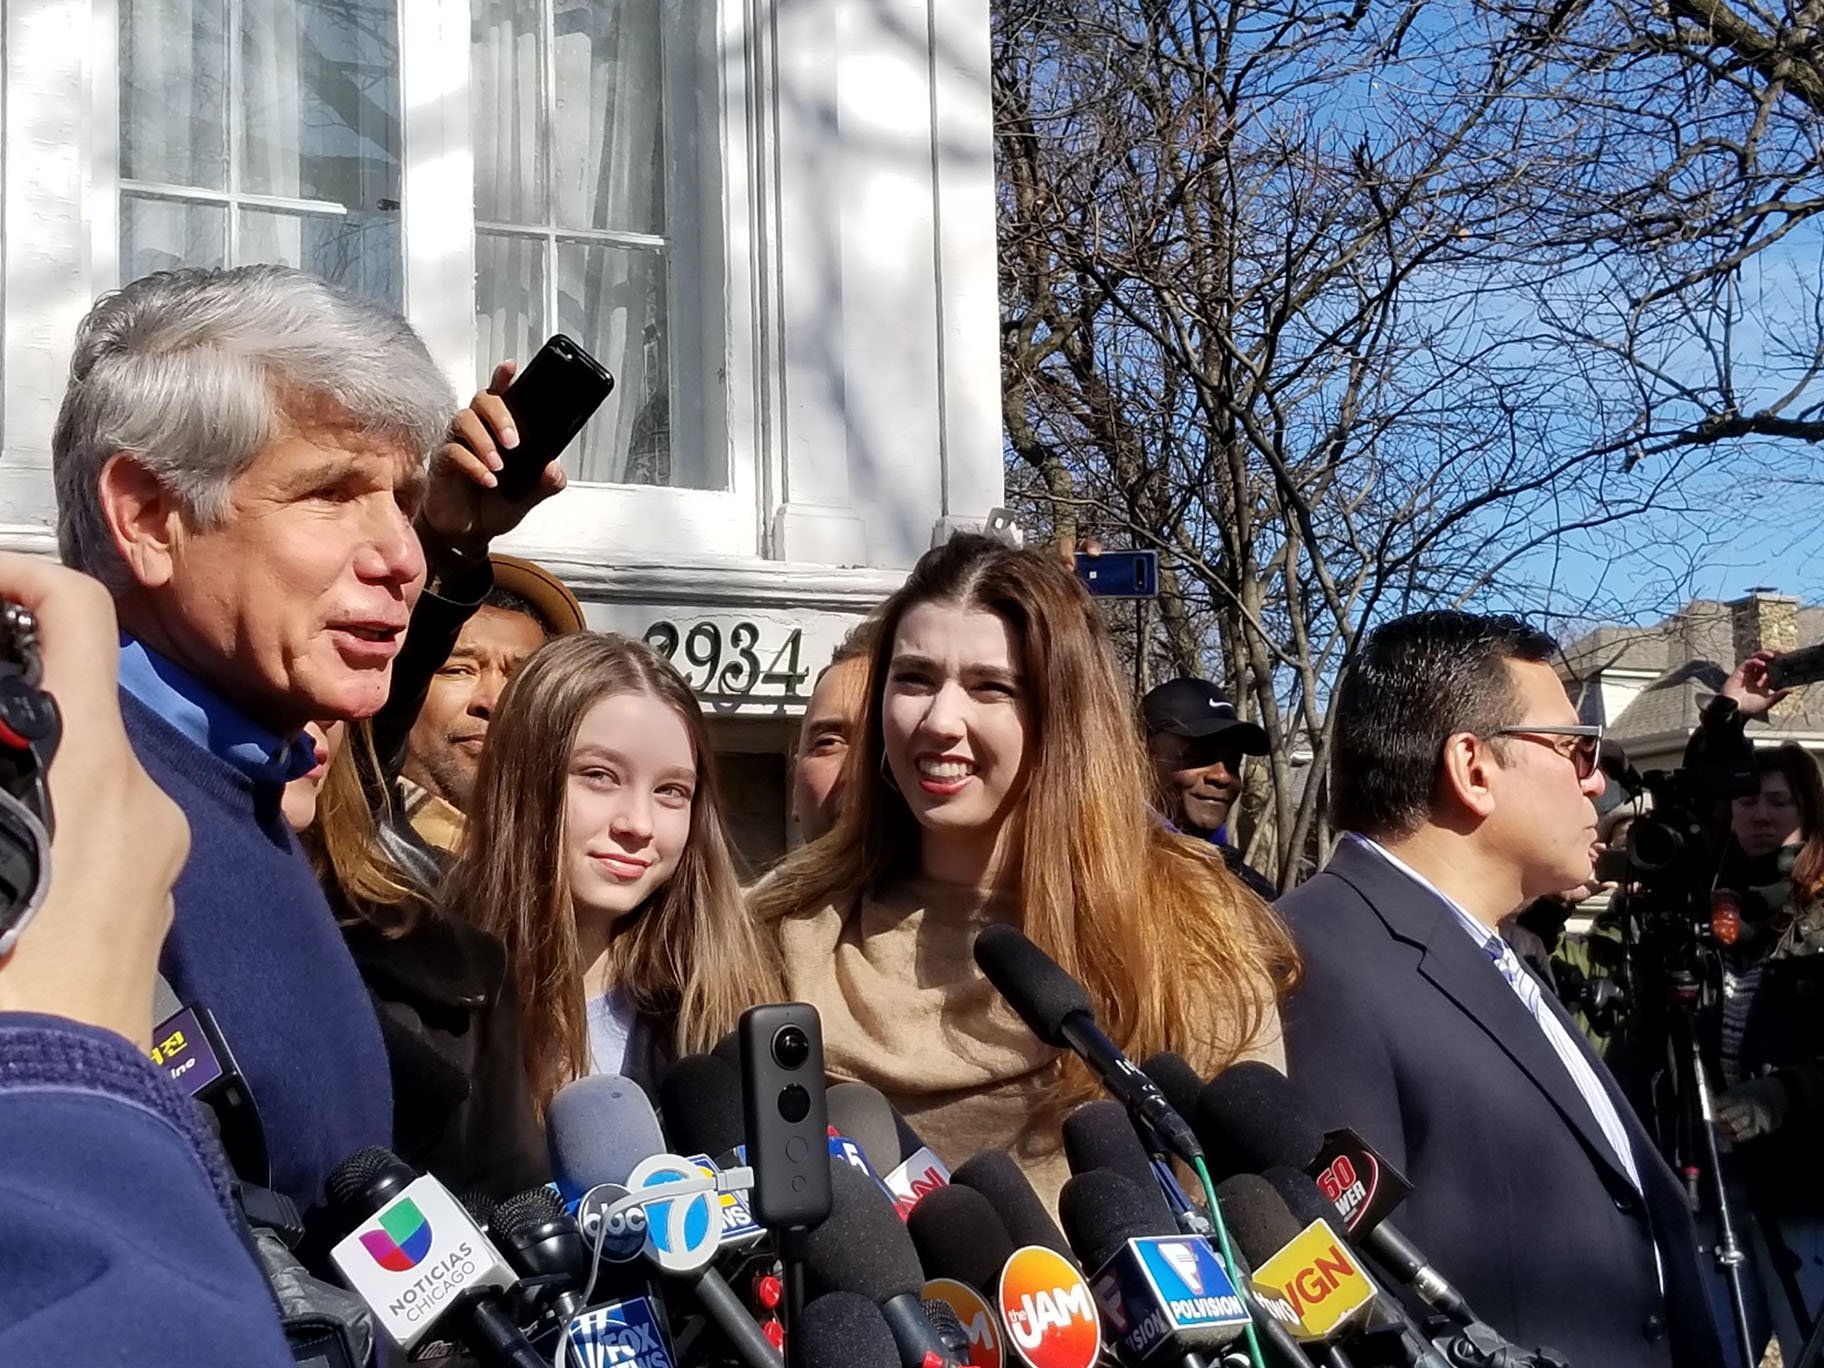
[750,534,1297,1209]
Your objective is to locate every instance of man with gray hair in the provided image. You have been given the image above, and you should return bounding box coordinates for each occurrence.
[52,265,564,1210]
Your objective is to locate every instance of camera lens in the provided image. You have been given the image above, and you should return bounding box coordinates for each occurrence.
[772,1024,811,1071]
[778,1084,811,1124]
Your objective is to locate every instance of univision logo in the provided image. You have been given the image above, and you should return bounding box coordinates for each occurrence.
[360,1198,434,1272]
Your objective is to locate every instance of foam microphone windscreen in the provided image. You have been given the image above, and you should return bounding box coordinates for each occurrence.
[1141,1052,1207,1124]
[659,1053,748,1158]
[802,1156,927,1304]
[712,1028,743,1070]
[1058,1169,1178,1272]
[1259,1165,1340,1230]
[1194,1062,1324,1177]
[1061,1100,1175,1229]
[951,1151,1074,1262]
[546,1072,667,1198]
[828,1082,905,1174]
[906,1182,1016,1293]
[972,924,1094,1046]
[797,1291,902,1368]
[1214,1173,1305,1268]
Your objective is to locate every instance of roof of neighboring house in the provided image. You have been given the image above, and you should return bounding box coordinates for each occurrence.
[1562,599,1824,748]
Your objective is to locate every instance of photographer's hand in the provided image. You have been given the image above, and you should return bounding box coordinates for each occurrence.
[0,556,189,1048]
[1721,649,1791,719]
[1716,1075,1789,1143]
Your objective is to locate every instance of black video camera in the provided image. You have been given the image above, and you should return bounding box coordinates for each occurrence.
[0,601,60,957]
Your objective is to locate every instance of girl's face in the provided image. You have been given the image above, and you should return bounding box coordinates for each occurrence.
[1732,771,1804,860]
[881,600,1034,872]
[281,719,347,832]
[563,690,697,925]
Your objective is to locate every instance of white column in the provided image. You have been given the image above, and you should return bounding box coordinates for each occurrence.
[0,0,93,533]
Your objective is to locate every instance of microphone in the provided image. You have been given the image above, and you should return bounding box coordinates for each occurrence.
[492,1185,588,1321]
[1058,1169,1249,1367]
[950,1152,1074,1262]
[1196,1065,1477,1329]
[150,999,270,1186]
[829,1083,907,1175]
[1216,1176,1377,1350]
[549,1073,669,1204]
[545,1072,784,1368]
[660,1054,750,1163]
[561,1293,681,1368]
[325,1146,545,1368]
[907,1182,1016,1368]
[1062,1101,1176,1231]
[802,1155,961,1368]
[973,926,1201,1165]
[798,1291,904,1368]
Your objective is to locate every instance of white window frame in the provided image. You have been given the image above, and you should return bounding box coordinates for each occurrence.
[83,0,759,566]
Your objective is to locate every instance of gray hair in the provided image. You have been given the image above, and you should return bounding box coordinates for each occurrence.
[53,264,456,591]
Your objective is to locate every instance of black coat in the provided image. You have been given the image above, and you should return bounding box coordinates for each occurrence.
[342,912,549,1202]
[1278,838,1724,1368]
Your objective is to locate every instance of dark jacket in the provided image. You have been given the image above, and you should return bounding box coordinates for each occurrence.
[1279,839,1724,1368]
[335,559,550,1199]
[343,912,550,1200]
[0,1013,295,1366]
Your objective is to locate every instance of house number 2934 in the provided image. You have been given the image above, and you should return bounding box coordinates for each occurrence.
[642,620,811,697]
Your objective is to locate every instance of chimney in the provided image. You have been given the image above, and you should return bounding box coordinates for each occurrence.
[1730,587,1799,662]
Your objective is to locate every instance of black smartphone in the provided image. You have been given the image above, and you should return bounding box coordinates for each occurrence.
[738,1002,833,1231]
[1074,548,1159,599]
[1765,643,1824,691]
[494,334,615,500]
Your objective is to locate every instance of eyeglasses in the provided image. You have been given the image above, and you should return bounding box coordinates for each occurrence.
[1486,724,1604,781]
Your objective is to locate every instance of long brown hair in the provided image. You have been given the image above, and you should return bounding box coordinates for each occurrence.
[442,632,778,1111]
[304,721,429,933]
[751,534,1299,1118]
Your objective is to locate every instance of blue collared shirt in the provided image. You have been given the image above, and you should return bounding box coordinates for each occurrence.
[117,636,317,787]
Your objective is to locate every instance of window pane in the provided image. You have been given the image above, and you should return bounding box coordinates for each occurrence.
[241,207,401,306]
[122,0,229,189]
[122,196,228,278]
[241,0,402,210]
[472,0,548,224]
[475,232,547,388]
[551,0,663,235]
[558,240,690,486]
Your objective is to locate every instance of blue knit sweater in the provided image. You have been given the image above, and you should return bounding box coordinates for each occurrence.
[123,689,392,1210]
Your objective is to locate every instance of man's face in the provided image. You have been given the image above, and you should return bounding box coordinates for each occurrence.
[791,655,868,841]
[1481,659,1608,897]
[150,424,427,731]
[404,605,548,811]
[1149,730,1248,836]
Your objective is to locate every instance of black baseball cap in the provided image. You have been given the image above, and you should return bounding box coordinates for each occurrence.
[1142,677,1269,754]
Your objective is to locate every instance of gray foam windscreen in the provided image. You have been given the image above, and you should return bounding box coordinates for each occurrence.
[827,1082,904,1175]
[546,1072,667,1199]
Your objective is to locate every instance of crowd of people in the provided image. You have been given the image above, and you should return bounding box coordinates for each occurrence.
[0,262,1817,1368]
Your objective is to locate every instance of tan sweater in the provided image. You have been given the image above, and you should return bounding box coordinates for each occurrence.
[773,878,1286,1214]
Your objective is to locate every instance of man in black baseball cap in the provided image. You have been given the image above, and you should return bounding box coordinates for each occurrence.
[1142,676,1277,899]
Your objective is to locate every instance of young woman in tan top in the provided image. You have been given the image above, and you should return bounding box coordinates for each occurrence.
[751,534,1297,1209]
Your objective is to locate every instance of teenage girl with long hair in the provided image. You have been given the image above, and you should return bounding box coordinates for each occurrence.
[750,534,1298,1207]
[443,632,777,1110]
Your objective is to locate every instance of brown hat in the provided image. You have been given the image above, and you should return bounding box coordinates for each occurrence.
[488,553,587,636]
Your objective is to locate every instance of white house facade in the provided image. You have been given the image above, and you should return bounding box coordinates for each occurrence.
[0,0,1006,862]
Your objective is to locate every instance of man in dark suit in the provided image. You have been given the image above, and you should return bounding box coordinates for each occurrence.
[1279,611,1724,1368]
